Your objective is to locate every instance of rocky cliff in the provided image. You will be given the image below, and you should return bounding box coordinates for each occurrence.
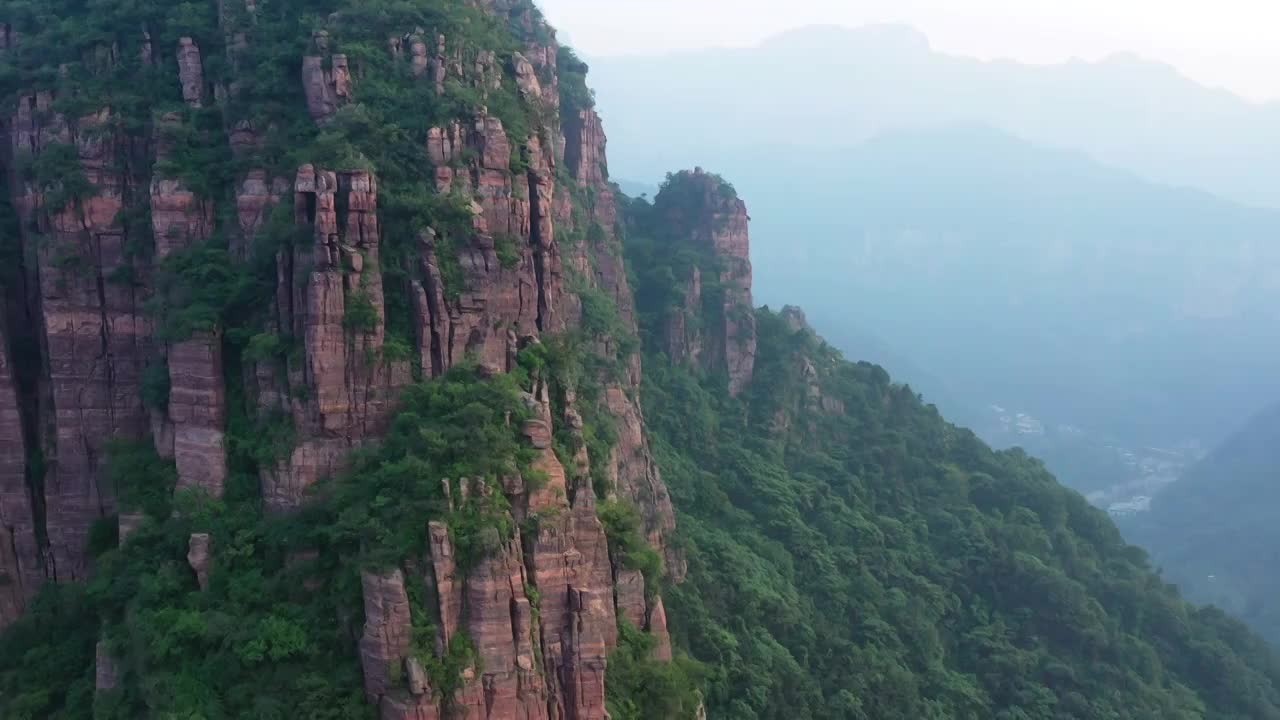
[0,0,687,715]
[630,168,757,396]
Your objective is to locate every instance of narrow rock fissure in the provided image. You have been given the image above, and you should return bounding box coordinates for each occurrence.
[91,230,115,516]
[527,169,547,333]
[2,189,49,556]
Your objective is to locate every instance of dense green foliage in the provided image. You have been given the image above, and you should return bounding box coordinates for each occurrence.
[0,0,552,358]
[0,365,542,719]
[617,181,1280,719]
[1123,403,1280,647]
[635,305,1280,719]
[7,1,1280,719]
[606,620,705,720]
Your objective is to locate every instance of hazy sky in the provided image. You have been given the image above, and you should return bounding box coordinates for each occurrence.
[535,0,1280,102]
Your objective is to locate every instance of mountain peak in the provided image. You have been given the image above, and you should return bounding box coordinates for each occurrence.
[759,23,932,55]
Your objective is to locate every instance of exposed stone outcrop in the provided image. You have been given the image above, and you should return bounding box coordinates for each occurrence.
[452,535,549,720]
[261,166,409,511]
[564,588,610,720]
[648,596,673,662]
[603,385,682,579]
[151,112,227,498]
[0,320,40,627]
[614,568,646,629]
[512,51,543,100]
[231,170,288,259]
[518,384,617,716]
[664,266,703,366]
[187,532,211,590]
[417,113,567,376]
[176,37,205,107]
[358,569,414,705]
[564,110,609,189]
[166,335,228,497]
[780,305,809,333]
[653,168,758,397]
[95,640,120,691]
[2,9,687,716]
[11,93,153,582]
[559,104,683,579]
[118,511,144,544]
[302,32,352,124]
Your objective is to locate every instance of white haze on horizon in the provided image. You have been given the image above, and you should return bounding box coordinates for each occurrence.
[535,0,1280,103]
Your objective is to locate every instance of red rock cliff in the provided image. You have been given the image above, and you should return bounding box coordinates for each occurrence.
[653,168,758,397]
[0,318,40,627]
[0,0,683,715]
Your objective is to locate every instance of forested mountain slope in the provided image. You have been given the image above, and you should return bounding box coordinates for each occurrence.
[0,1,1276,719]
[1124,404,1280,648]
[622,171,1280,719]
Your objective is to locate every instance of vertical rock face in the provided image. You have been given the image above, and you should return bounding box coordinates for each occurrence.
[151,112,228,499]
[302,32,352,124]
[262,166,409,511]
[187,532,211,590]
[564,588,610,720]
[176,37,205,107]
[1,5,686,716]
[453,536,549,720]
[419,113,562,377]
[561,104,684,579]
[358,569,414,705]
[664,266,703,366]
[0,321,40,627]
[653,168,758,397]
[11,93,153,582]
[427,520,463,647]
[167,335,227,497]
[95,640,120,691]
[564,110,609,189]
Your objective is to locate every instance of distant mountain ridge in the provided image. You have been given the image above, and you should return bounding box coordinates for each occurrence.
[589,23,1280,208]
[680,125,1280,493]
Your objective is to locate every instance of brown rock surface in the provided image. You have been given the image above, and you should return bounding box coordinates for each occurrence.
[95,640,120,691]
[302,37,353,124]
[263,166,408,511]
[176,37,205,107]
[187,532,211,590]
[564,109,609,189]
[12,95,153,582]
[653,168,758,396]
[359,568,414,704]
[523,469,616,716]
[1,15,687,717]
[0,320,40,627]
[614,567,646,630]
[648,595,674,662]
[381,693,441,720]
[427,520,463,646]
[604,385,682,579]
[167,333,228,497]
[416,113,563,376]
[512,51,543,100]
[452,536,548,720]
[558,103,682,579]
[564,588,610,720]
[151,112,227,498]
